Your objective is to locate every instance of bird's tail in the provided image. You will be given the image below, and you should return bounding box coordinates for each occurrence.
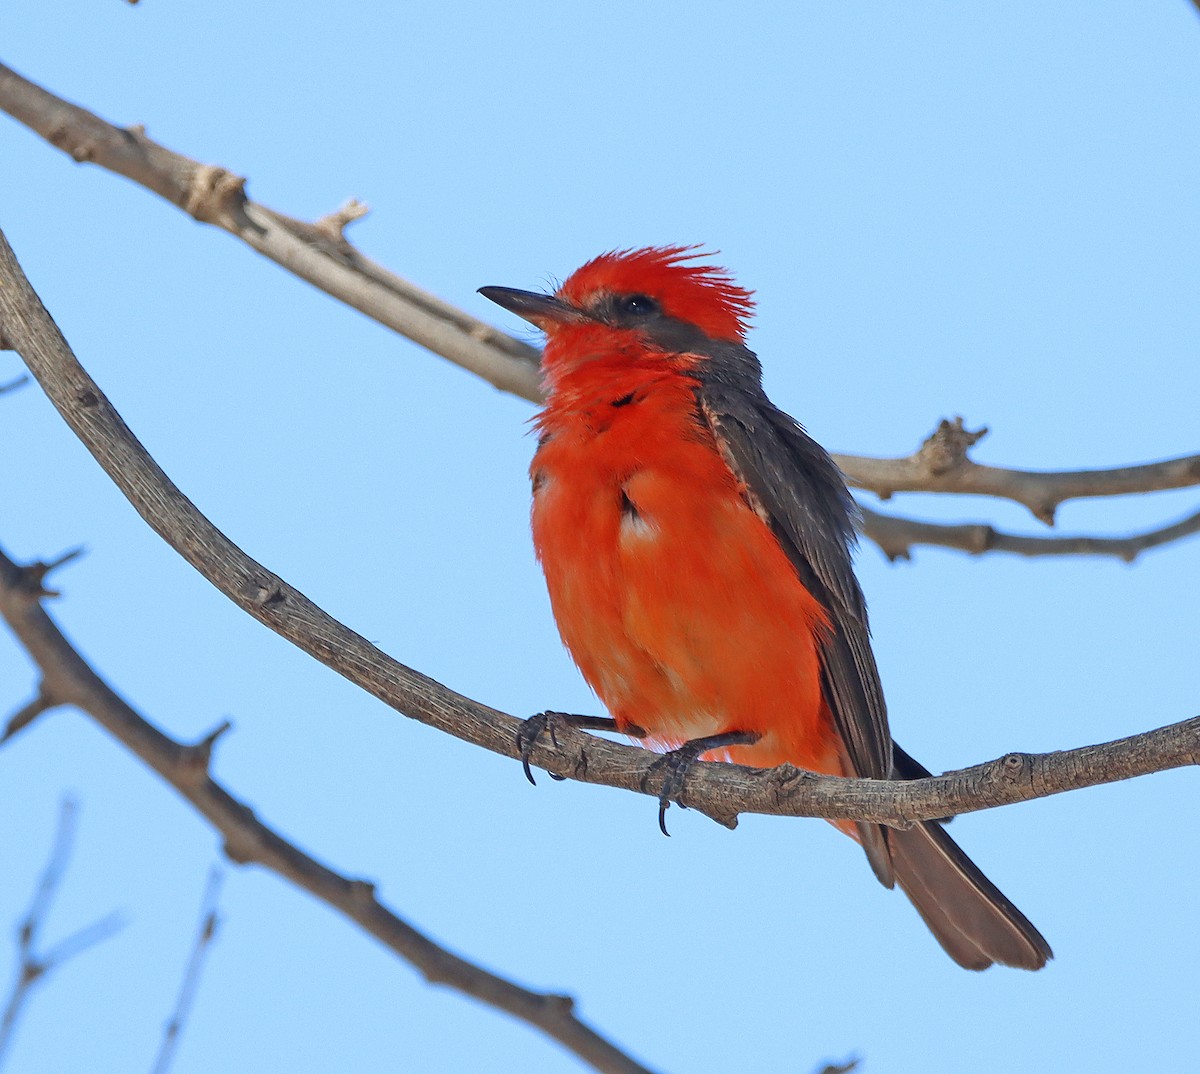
[887,819,1052,971]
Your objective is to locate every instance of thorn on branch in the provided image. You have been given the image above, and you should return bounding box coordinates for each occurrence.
[540,992,576,1017]
[917,417,988,476]
[179,720,233,781]
[16,547,87,598]
[182,164,248,227]
[1031,501,1059,527]
[313,198,370,243]
[815,1059,860,1074]
[1,685,61,746]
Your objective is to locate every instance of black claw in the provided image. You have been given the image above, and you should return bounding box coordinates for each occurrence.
[645,745,700,837]
[516,710,583,785]
[516,712,557,786]
[521,752,538,786]
[645,730,761,837]
[517,711,650,787]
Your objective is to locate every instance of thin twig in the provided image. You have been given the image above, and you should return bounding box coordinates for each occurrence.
[150,868,223,1074]
[0,800,125,1069]
[1,62,1196,540]
[39,912,125,969]
[0,553,658,1074]
[861,504,1200,563]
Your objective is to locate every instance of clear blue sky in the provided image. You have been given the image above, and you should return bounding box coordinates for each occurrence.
[2,3,1199,1072]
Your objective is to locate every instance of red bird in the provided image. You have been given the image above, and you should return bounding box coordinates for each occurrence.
[480,247,1051,971]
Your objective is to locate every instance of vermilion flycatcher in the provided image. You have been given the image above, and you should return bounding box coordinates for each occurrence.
[481,246,1051,970]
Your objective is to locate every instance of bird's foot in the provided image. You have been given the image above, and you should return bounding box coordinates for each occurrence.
[516,712,644,785]
[643,730,760,836]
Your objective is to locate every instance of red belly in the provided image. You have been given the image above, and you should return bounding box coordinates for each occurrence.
[532,381,844,776]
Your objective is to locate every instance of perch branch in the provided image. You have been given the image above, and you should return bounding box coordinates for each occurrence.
[1,227,1197,834]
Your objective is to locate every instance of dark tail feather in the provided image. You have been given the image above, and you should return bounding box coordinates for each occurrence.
[887,820,1053,971]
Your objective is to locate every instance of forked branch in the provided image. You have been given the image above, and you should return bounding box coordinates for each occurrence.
[0,799,124,1069]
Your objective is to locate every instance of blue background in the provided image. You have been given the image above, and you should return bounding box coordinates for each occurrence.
[2,3,1198,1072]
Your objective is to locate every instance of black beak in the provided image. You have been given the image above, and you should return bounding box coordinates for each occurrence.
[478,286,586,328]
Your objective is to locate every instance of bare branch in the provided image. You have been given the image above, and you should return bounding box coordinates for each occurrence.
[0,228,1196,835]
[2,62,1196,541]
[861,504,1200,563]
[844,417,1200,523]
[0,800,124,1069]
[0,375,28,393]
[0,60,542,401]
[150,868,223,1074]
[0,552,659,1074]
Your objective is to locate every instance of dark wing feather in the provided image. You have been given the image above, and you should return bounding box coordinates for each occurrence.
[694,344,1050,968]
[697,351,894,884]
[696,357,891,783]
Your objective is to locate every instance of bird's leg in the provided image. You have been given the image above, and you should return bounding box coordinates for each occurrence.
[645,730,761,836]
[516,711,647,785]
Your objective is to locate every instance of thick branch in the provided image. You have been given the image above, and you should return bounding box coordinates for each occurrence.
[2,62,1197,541]
[0,553,657,1074]
[1,227,1196,834]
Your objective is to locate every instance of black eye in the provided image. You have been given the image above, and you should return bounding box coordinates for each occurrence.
[617,293,658,317]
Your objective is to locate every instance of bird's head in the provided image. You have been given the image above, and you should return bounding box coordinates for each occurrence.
[480,247,755,384]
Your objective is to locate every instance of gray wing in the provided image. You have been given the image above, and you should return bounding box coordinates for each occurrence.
[697,353,894,882]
